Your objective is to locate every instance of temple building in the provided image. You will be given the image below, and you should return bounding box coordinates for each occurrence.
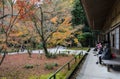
[81,0,120,54]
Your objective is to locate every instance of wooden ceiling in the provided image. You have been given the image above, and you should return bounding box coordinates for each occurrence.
[81,0,116,30]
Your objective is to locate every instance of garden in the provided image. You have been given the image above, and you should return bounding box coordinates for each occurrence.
[0,0,93,79]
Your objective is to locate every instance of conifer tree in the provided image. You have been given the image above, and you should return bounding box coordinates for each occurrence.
[71,0,85,26]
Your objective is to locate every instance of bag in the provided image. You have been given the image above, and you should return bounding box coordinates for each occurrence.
[111,53,116,59]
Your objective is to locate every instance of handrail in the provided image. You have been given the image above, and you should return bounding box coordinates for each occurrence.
[48,51,84,79]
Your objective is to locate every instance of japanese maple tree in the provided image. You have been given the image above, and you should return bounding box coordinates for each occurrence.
[0,0,35,65]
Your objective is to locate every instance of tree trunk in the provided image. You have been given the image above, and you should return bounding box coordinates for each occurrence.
[42,40,49,57]
[0,52,6,65]
[28,49,32,58]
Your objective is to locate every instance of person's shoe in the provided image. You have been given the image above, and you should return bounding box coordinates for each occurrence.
[94,54,97,56]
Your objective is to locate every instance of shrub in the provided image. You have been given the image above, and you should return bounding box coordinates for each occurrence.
[59,53,68,57]
[44,62,58,70]
[24,64,34,69]
[47,53,57,58]
[53,62,58,67]
[51,54,57,58]
[45,63,54,70]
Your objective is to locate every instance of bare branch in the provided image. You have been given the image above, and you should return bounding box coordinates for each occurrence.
[45,22,60,42]
[0,14,9,20]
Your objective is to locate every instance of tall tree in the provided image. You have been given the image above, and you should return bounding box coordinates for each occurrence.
[30,0,74,57]
[0,0,34,65]
[49,22,83,47]
[30,1,63,57]
[71,0,96,47]
[0,0,20,65]
[71,0,86,26]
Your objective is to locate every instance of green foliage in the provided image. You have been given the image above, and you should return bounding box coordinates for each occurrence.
[30,72,65,79]
[40,74,52,79]
[29,74,52,79]
[56,72,66,79]
[45,63,53,70]
[44,62,58,70]
[24,64,34,69]
[77,32,93,46]
[71,0,95,47]
[1,77,6,79]
[71,0,86,26]
[29,73,65,79]
[37,43,43,49]
[82,32,93,38]
[82,25,91,32]
[29,75,38,79]
[53,62,58,67]
[77,34,86,42]
[59,53,68,57]
[47,53,58,58]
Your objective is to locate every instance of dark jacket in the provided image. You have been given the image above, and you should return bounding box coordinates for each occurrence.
[101,47,112,60]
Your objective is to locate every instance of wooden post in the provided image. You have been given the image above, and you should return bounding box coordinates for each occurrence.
[107,65,110,72]
[119,26,120,54]
[68,63,70,70]
[59,51,60,54]
[68,51,70,54]
[79,53,81,59]
[53,74,56,79]
[82,51,83,54]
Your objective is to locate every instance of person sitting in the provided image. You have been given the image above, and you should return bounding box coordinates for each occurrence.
[97,42,102,50]
[96,43,112,64]
[101,43,112,60]
[96,46,104,64]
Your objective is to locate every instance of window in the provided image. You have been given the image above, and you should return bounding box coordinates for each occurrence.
[115,27,119,49]
[112,34,115,47]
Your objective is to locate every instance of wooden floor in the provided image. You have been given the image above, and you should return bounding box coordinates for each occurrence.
[76,48,120,79]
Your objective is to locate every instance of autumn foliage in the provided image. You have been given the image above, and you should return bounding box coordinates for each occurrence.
[48,16,79,47]
[16,0,35,20]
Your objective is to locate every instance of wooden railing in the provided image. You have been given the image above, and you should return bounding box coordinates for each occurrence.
[48,51,85,79]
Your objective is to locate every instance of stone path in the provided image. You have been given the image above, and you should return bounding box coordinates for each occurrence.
[3,47,86,55]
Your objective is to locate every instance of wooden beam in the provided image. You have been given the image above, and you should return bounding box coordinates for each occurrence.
[118,25,120,54]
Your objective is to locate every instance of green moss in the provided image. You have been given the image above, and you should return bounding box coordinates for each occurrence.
[29,56,83,79]
[48,56,82,79]
[67,47,89,50]
[29,75,38,79]
[56,72,66,79]
[40,74,52,79]
[1,77,6,79]
[29,74,52,79]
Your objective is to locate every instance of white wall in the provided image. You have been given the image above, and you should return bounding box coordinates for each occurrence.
[110,27,119,49]
[115,27,119,49]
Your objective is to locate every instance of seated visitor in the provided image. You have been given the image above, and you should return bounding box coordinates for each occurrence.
[96,43,112,64]
[101,43,112,60]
